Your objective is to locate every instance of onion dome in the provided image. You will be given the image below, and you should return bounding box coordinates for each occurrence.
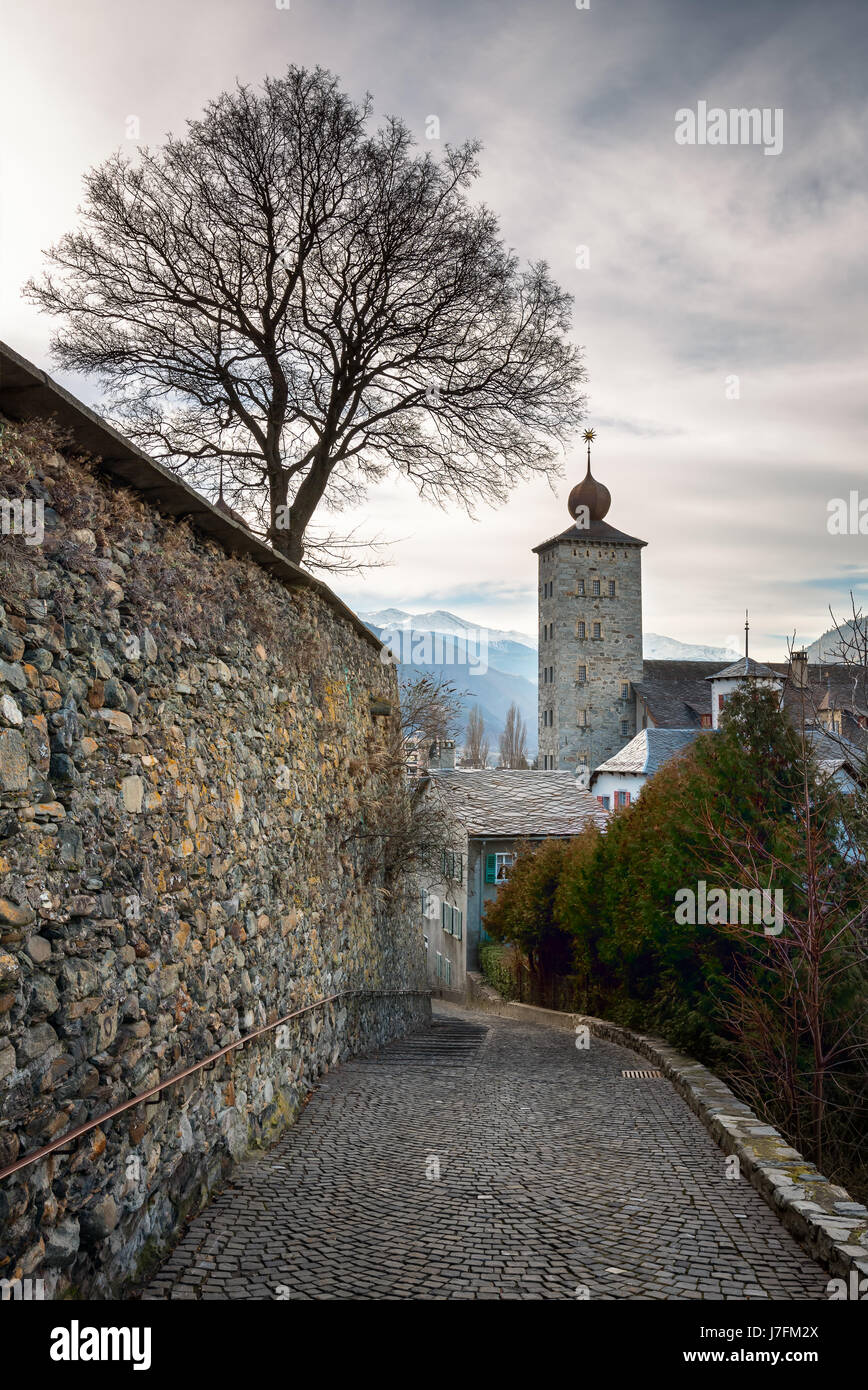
[568,429,611,522]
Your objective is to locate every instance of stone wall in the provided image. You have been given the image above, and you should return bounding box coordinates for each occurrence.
[0,411,428,1297]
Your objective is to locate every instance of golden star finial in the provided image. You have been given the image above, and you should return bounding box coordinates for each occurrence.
[583,429,596,443]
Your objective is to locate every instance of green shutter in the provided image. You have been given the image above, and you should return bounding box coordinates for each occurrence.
[455,910,462,941]
[485,854,496,883]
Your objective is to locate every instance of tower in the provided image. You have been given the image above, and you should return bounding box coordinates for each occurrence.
[533,431,646,775]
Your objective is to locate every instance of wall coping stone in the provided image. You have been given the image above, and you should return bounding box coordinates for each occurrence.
[0,339,383,655]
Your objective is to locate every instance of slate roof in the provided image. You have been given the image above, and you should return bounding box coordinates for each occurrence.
[635,658,868,753]
[427,769,608,837]
[633,661,722,727]
[804,726,865,773]
[590,727,705,779]
[707,656,783,681]
[532,519,647,553]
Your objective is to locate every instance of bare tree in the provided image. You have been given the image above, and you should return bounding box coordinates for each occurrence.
[499,702,528,769]
[344,670,463,892]
[26,66,586,571]
[461,705,490,767]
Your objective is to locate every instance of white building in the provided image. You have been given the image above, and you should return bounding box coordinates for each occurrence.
[589,727,704,808]
[706,656,785,729]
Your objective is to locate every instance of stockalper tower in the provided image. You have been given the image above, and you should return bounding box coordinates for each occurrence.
[533,431,646,775]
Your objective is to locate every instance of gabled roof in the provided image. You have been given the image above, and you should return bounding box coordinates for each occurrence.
[591,728,705,780]
[532,519,647,553]
[427,769,608,837]
[707,656,783,681]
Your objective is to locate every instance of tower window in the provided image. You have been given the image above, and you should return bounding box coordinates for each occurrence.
[620,719,630,737]
[577,579,585,595]
[577,621,586,639]
[592,622,601,639]
[577,665,587,684]
[620,681,630,700]
[592,579,601,596]
[608,580,616,597]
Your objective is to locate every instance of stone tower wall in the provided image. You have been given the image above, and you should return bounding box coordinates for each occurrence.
[538,532,644,772]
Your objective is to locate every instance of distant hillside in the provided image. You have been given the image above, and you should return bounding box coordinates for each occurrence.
[361,608,536,649]
[806,620,866,664]
[362,609,747,755]
[363,611,537,752]
[643,633,741,662]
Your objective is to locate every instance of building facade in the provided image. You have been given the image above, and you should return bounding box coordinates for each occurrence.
[419,770,608,999]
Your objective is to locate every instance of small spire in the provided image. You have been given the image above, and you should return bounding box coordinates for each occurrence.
[744,610,749,661]
[569,428,610,523]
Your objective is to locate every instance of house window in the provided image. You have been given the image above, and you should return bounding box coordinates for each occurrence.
[592,622,601,639]
[436,952,443,979]
[577,579,585,595]
[616,789,631,808]
[577,621,586,639]
[718,694,728,711]
[592,579,600,596]
[597,795,610,810]
[608,580,616,596]
[442,848,463,883]
[485,852,515,883]
[700,713,712,729]
[620,719,630,737]
[577,665,587,683]
[444,958,452,987]
[620,682,630,700]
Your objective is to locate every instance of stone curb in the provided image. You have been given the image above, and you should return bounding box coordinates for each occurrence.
[464,979,868,1286]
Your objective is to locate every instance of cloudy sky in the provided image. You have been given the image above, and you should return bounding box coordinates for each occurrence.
[1,0,866,656]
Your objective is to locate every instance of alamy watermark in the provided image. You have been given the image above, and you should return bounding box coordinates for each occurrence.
[674,880,784,935]
[379,625,488,675]
[827,491,868,535]
[0,497,44,546]
[1,1276,45,1300]
[675,102,783,157]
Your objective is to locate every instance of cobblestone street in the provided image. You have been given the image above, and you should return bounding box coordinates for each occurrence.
[143,1005,830,1301]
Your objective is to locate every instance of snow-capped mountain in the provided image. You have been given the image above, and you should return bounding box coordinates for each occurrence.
[642,633,742,661]
[360,608,536,650]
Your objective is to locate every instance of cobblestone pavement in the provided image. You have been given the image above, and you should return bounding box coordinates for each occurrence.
[143,1004,829,1300]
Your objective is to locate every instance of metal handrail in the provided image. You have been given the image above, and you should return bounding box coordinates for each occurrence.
[0,987,430,1182]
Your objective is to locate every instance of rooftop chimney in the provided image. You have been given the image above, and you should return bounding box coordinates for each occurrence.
[791,650,809,689]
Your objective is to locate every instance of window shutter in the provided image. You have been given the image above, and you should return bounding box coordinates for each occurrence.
[624,791,631,806]
[485,854,496,883]
[455,910,462,941]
